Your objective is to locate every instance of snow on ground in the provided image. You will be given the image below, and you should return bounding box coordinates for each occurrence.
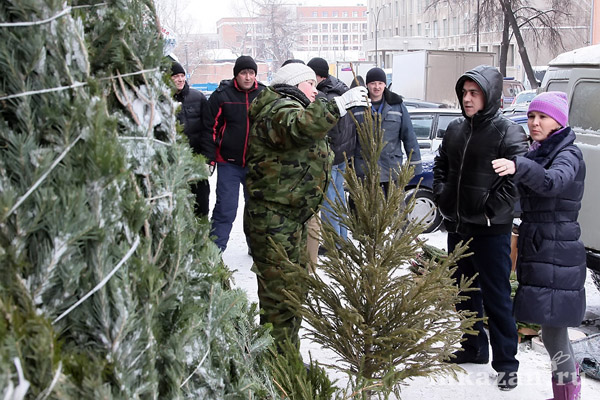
[210,175,600,399]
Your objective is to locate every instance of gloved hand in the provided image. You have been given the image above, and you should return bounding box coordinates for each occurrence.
[333,86,370,116]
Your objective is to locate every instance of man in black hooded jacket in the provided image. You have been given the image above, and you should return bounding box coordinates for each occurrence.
[307,57,356,247]
[433,65,528,391]
[171,61,210,217]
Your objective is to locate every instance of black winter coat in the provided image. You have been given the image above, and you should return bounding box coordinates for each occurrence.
[316,76,356,165]
[202,78,266,166]
[513,128,587,327]
[433,65,528,236]
[174,83,209,156]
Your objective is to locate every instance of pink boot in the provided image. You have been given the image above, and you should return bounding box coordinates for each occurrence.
[547,375,581,400]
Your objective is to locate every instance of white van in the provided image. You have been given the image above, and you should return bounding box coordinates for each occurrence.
[541,44,600,289]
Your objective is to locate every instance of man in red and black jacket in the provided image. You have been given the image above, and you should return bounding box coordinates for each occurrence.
[202,55,266,251]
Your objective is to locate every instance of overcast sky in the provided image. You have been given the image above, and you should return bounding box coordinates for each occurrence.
[192,0,367,33]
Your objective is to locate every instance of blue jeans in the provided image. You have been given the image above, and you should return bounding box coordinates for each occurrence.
[211,163,248,251]
[448,232,519,373]
[321,162,348,240]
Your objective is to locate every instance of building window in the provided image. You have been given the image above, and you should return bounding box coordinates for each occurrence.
[312,24,318,31]
[417,23,421,36]
[443,18,448,36]
[463,14,469,34]
[312,11,317,17]
[433,20,438,37]
[343,34,349,42]
[312,35,318,42]
[353,11,358,17]
[395,1,399,17]
[323,35,329,43]
[342,11,348,17]
[322,23,328,31]
[342,23,348,31]
[332,11,338,17]
[452,17,458,35]
[332,23,339,32]
[322,11,328,17]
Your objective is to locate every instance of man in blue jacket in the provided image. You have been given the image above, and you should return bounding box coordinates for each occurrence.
[433,65,528,391]
[353,67,422,195]
[203,56,266,251]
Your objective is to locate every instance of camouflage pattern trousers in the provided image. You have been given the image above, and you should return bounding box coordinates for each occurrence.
[244,202,309,349]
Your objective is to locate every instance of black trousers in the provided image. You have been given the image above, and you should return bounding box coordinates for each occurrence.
[448,231,519,373]
[191,180,210,218]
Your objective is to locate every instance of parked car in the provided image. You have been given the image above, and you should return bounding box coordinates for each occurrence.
[404,98,451,109]
[405,150,442,233]
[501,78,525,108]
[502,89,536,115]
[408,108,462,151]
[507,113,529,136]
[401,109,461,233]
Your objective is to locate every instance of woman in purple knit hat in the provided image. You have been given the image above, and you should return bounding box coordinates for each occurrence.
[492,91,586,400]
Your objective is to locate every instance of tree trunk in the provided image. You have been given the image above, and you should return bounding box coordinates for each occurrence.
[499,7,510,77]
[501,0,538,88]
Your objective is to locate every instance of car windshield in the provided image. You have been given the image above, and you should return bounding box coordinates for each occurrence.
[514,91,536,104]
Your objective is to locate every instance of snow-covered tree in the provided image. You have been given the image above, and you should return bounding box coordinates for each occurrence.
[0,0,275,398]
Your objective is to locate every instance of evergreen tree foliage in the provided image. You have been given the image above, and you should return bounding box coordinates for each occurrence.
[0,0,276,398]
[285,109,479,399]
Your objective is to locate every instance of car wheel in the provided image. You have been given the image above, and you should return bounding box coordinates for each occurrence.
[404,188,442,233]
[592,270,600,294]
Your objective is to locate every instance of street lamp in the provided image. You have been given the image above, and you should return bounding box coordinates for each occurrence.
[372,4,388,67]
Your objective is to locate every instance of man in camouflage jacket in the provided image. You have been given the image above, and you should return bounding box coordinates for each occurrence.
[244,63,369,349]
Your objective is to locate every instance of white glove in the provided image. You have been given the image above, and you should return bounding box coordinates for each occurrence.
[333,86,370,116]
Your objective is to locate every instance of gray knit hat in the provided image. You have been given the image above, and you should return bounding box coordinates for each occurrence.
[271,63,316,87]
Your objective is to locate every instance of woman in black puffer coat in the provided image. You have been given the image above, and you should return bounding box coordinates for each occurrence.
[492,91,586,400]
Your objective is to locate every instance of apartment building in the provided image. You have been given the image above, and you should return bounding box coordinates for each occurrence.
[365,0,592,81]
[215,5,368,62]
[295,5,368,60]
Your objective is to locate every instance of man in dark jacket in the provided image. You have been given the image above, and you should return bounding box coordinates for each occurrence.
[353,67,422,195]
[203,55,266,251]
[308,57,355,244]
[171,61,210,217]
[433,65,528,390]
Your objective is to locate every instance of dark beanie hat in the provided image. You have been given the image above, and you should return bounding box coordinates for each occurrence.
[234,55,257,76]
[307,57,329,77]
[366,67,387,84]
[171,61,185,76]
[281,59,305,67]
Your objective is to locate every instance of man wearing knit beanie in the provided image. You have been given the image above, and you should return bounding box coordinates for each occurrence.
[307,57,329,78]
[433,65,528,391]
[169,59,211,217]
[244,64,368,353]
[365,67,387,86]
[270,63,317,88]
[352,66,422,199]
[203,54,265,252]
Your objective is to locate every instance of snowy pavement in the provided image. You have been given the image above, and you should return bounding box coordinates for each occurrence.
[210,175,600,399]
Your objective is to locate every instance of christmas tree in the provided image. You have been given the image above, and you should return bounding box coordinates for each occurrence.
[284,108,479,399]
[0,0,276,398]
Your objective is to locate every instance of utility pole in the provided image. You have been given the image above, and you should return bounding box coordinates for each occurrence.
[372,4,388,67]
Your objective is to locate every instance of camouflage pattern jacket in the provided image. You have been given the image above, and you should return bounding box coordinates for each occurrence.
[246,84,339,223]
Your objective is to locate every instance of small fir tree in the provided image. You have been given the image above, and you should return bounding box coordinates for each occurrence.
[284,107,479,399]
[0,0,277,398]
